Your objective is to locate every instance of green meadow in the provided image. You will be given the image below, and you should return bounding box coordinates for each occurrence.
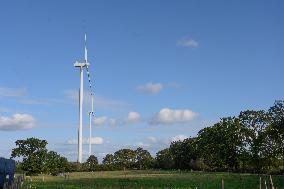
[26,170,284,189]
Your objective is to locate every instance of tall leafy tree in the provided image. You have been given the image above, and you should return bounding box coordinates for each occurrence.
[197,117,247,170]
[102,154,116,170]
[84,155,98,171]
[169,140,184,169]
[113,149,136,169]
[103,154,115,165]
[11,138,48,175]
[268,100,284,169]
[169,138,198,170]
[134,147,154,169]
[181,138,198,169]
[220,117,247,170]
[155,148,174,169]
[239,110,270,172]
[197,126,226,169]
[44,151,68,175]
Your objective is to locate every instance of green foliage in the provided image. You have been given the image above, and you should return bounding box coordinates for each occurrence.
[44,151,68,175]
[102,154,115,170]
[197,117,247,170]
[102,148,154,170]
[170,137,198,170]
[11,138,48,175]
[155,148,174,169]
[84,155,99,171]
[113,149,136,169]
[66,162,83,172]
[239,110,271,172]
[11,138,68,175]
[159,100,284,173]
[135,147,154,169]
[197,126,226,169]
[268,100,284,168]
[103,154,115,165]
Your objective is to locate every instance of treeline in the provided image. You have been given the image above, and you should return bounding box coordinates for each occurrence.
[12,100,284,175]
[101,100,284,173]
[12,139,154,175]
[155,100,284,173]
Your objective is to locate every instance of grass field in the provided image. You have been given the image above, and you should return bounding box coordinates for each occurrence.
[27,170,284,189]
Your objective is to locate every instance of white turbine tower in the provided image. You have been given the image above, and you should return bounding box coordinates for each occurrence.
[88,96,94,157]
[74,34,89,163]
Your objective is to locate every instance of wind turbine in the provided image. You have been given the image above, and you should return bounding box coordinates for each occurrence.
[83,34,95,158]
[74,34,89,163]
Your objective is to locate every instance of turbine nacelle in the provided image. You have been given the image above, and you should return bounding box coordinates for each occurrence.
[74,61,90,67]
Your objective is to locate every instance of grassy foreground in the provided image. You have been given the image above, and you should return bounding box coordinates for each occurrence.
[27,170,284,189]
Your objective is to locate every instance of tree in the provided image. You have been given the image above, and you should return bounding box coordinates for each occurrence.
[170,137,199,170]
[268,100,284,170]
[155,148,174,169]
[169,140,184,169]
[197,126,226,170]
[44,151,68,175]
[218,117,247,170]
[239,110,270,172]
[261,130,278,171]
[85,155,98,171]
[134,147,154,169]
[103,154,115,165]
[11,138,48,175]
[182,138,200,170]
[197,117,248,171]
[113,149,136,169]
[102,154,115,170]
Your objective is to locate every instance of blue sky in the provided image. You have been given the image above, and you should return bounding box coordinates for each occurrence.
[0,0,283,162]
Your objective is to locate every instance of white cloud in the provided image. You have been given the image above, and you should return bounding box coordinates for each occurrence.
[92,111,141,127]
[177,37,199,48]
[108,118,118,126]
[0,87,26,97]
[66,139,77,145]
[125,111,140,124]
[171,134,188,142]
[147,136,157,143]
[88,137,104,145]
[64,90,126,110]
[67,137,104,145]
[135,142,150,148]
[136,83,163,94]
[94,116,107,126]
[149,108,197,125]
[0,114,35,131]
[95,117,119,127]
